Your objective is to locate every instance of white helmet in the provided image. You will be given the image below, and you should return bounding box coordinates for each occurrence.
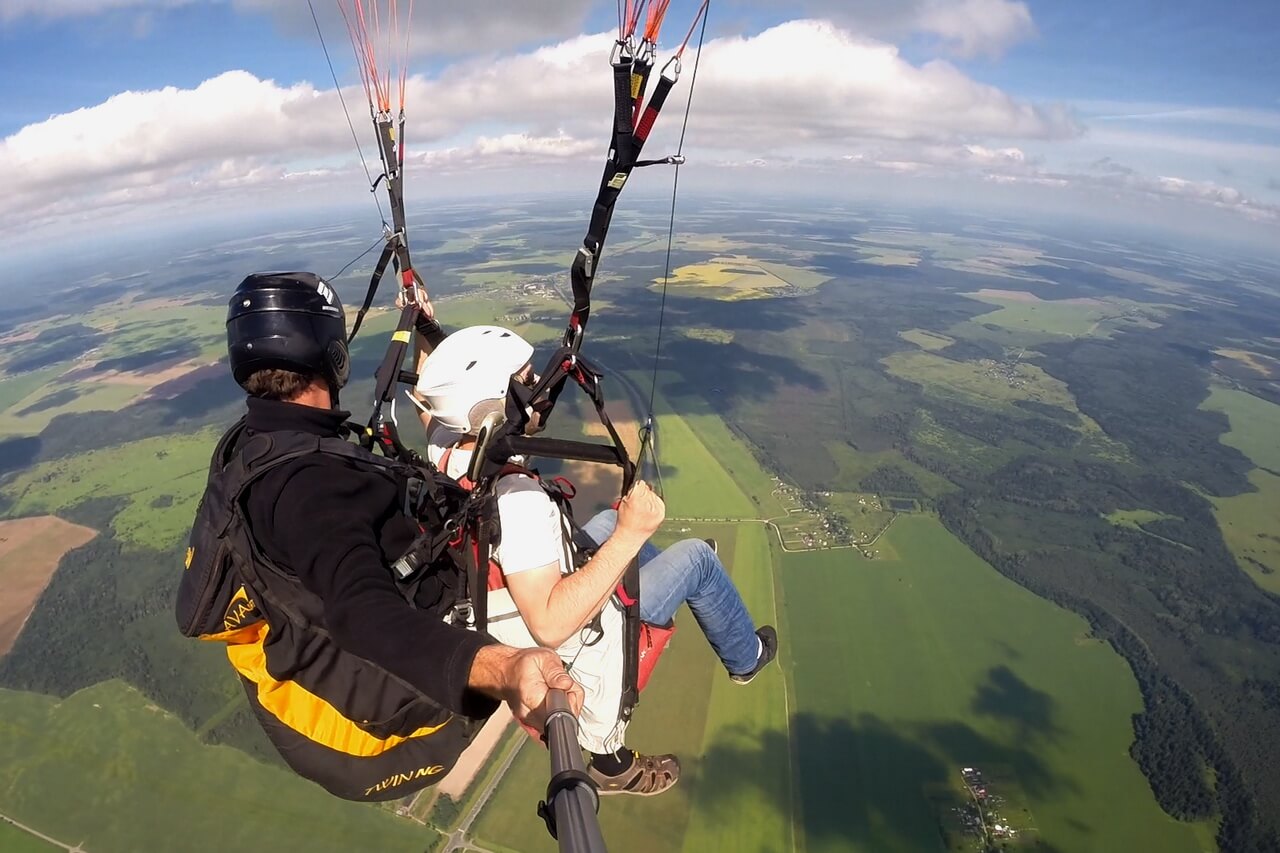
[414,325,535,434]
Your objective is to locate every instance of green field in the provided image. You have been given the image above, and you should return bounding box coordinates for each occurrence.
[1202,385,1280,593]
[651,380,787,519]
[898,329,955,351]
[1106,509,1178,529]
[1214,469,1280,595]
[957,294,1122,338]
[470,362,1202,852]
[779,515,1207,853]
[825,444,956,501]
[1200,385,1280,472]
[0,297,226,437]
[641,381,763,520]
[0,820,60,853]
[85,299,225,361]
[881,351,1079,413]
[0,381,143,437]
[0,367,63,414]
[0,682,434,853]
[1,426,219,549]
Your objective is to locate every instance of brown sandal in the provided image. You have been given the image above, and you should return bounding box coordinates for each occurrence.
[588,752,681,796]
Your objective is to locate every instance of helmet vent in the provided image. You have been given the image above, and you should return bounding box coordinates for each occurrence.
[466,360,477,370]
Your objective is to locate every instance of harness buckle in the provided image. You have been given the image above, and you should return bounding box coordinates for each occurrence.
[450,599,475,628]
[391,553,419,581]
[550,476,577,500]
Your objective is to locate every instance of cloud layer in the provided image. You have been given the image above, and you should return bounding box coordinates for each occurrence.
[1,12,1274,239]
[0,20,1079,231]
[732,0,1036,57]
[3,0,596,55]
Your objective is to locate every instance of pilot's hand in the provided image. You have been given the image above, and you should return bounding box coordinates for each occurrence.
[617,480,665,539]
[503,647,584,731]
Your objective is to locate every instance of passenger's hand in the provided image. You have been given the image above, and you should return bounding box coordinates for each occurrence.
[396,283,435,319]
[503,647,584,731]
[617,480,665,539]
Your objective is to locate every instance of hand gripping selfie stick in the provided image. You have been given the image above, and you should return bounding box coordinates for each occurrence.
[537,689,608,853]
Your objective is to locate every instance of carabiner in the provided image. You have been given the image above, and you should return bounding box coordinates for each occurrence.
[660,54,682,82]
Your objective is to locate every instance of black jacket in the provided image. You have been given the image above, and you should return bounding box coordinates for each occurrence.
[241,396,498,719]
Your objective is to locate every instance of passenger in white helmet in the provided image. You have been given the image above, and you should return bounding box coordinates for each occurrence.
[411,325,778,797]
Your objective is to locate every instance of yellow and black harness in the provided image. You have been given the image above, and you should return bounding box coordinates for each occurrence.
[176,419,478,802]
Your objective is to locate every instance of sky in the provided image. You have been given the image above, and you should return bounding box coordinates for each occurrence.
[1,0,1278,255]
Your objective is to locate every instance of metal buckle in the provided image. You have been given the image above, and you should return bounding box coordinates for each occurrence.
[450,599,474,628]
[660,54,681,82]
[609,39,632,66]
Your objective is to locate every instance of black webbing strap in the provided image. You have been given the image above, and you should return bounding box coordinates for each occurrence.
[611,56,635,153]
[355,108,446,464]
[618,557,641,719]
[500,435,624,467]
[564,53,683,353]
[360,302,417,457]
[348,240,397,343]
[472,505,491,632]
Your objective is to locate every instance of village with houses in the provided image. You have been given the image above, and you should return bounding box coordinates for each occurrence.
[938,766,1039,851]
[766,478,911,556]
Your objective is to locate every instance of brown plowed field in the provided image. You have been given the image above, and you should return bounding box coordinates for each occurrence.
[561,393,641,515]
[437,704,514,799]
[0,516,97,654]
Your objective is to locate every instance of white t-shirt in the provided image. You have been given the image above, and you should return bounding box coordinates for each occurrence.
[425,425,628,753]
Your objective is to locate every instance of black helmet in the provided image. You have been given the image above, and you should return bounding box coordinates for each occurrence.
[226,272,350,390]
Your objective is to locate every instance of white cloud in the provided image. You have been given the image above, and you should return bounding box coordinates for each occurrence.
[0,71,355,232]
[9,17,1273,240]
[0,71,344,195]
[0,0,194,20]
[686,21,1072,147]
[405,21,1076,153]
[732,0,1036,58]
[0,18,1075,232]
[982,159,1279,222]
[910,0,1035,58]
[2,0,595,55]
[409,133,599,176]
[242,0,594,55]
[719,144,1279,224]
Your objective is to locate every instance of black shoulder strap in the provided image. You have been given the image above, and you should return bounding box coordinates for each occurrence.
[217,427,411,522]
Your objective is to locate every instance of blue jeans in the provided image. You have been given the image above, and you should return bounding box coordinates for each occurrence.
[580,510,761,676]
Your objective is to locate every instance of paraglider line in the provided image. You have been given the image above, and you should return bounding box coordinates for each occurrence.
[646,1,710,422]
[309,0,389,229]
[329,234,387,281]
